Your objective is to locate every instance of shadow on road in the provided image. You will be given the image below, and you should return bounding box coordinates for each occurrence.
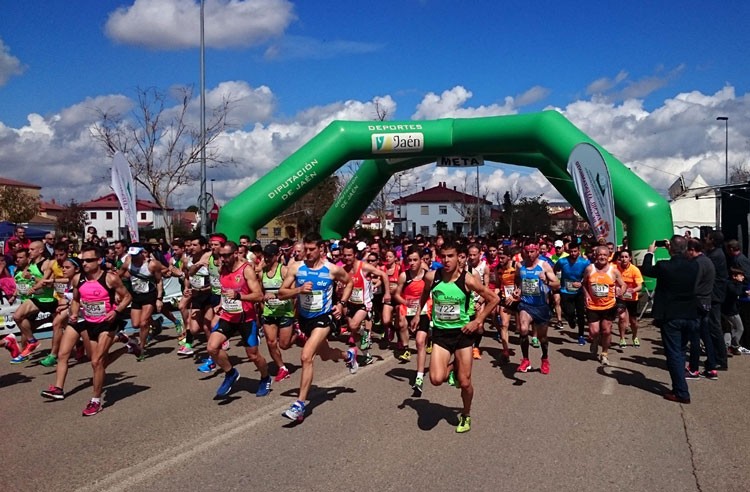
[557,347,596,362]
[0,371,34,388]
[398,398,461,431]
[596,365,669,396]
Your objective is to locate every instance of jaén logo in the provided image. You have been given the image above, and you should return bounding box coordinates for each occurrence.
[371,133,424,154]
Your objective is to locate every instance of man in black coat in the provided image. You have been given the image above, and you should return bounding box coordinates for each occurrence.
[640,236,699,404]
[705,231,728,370]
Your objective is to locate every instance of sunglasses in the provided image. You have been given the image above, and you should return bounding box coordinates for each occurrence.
[81,258,99,263]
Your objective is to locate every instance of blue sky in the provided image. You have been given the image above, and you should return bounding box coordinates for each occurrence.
[1,0,749,207]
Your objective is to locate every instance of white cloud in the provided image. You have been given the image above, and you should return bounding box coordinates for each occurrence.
[105,0,295,49]
[263,35,382,61]
[585,65,685,103]
[1,82,749,217]
[0,38,25,86]
[412,86,517,120]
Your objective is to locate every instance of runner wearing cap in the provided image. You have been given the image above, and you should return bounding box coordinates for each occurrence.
[120,243,163,360]
[260,243,297,383]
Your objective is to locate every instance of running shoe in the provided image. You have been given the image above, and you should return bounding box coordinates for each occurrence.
[19,339,40,358]
[425,341,433,354]
[282,400,305,422]
[197,358,217,373]
[517,358,531,373]
[738,346,750,355]
[82,400,102,416]
[10,354,27,364]
[540,358,550,374]
[256,376,272,397]
[633,337,641,348]
[472,347,482,360]
[126,339,142,357]
[274,366,290,382]
[40,354,57,367]
[216,368,240,397]
[530,337,540,348]
[555,320,564,330]
[150,317,164,336]
[447,370,459,388]
[619,338,627,348]
[456,414,471,433]
[412,376,424,396]
[398,349,411,362]
[685,369,701,380]
[174,319,184,336]
[700,369,718,380]
[3,335,20,359]
[41,385,65,400]
[363,353,374,366]
[577,336,586,346]
[345,348,358,374]
[115,331,129,345]
[136,351,148,362]
[599,354,609,366]
[359,330,372,350]
[177,343,194,356]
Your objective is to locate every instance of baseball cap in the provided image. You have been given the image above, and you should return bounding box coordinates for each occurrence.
[356,241,367,252]
[128,245,144,255]
[263,244,280,257]
[554,240,563,248]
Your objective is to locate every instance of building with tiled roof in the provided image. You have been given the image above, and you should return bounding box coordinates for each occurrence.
[392,182,492,237]
[80,193,171,241]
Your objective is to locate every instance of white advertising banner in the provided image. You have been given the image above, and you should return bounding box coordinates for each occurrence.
[567,143,616,244]
[111,152,139,242]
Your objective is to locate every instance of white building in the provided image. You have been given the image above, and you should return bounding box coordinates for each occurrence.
[80,193,169,241]
[358,213,395,234]
[392,182,492,237]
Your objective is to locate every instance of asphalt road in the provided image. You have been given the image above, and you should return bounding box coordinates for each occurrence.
[1,320,749,492]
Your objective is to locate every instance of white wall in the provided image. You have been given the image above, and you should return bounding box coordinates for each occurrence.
[670,193,717,235]
[87,209,167,240]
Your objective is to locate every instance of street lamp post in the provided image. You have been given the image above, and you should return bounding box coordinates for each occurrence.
[199,0,208,235]
[717,116,729,184]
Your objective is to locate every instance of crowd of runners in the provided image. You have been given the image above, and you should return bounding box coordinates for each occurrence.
[2,228,748,431]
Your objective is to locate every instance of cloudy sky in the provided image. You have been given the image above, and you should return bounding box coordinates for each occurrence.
[1,0,749,210]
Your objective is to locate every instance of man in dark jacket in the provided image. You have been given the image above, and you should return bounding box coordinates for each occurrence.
[640,236,699,404]
[686,239,717,378]
[705,231,728,370]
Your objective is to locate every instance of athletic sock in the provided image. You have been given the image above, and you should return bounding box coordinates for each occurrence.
[28,337,38,344]
[473,332,481,348]
[541,341,549,359]
[520,334,529,359]
[416,371,424,379]
[91,398,101,404]
[186,331,194,345]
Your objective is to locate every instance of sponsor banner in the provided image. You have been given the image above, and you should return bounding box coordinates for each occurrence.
[371,133,424,154]
[111,152,139,242]
[566,143,616,244]
[436,156,484,167]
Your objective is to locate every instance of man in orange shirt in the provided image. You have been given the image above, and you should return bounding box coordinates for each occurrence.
[615,251,644,347]
[583,246,625,366]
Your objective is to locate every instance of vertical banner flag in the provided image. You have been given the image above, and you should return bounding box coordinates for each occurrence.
[111,152,139,242]
[567,143,616,244]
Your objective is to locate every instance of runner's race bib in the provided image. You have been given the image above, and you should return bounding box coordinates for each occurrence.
[350,287,364,304]
[622,289,633,300]
[406,298,420,317]
[190,275,208,289]
[131,277,150,294]
[503,285,515,298]
[300,290,323,313]
[434,301,460,321]
[54,281,68,294]
[592,283,609,297]
[564,280,579,293]
[221,296,243,313]
[17,283,31,296]
[82,301,106,318]
[521,278,540,296]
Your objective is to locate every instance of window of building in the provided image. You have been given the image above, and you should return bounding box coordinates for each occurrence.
[90,212,97,220]
[140,212,147,220]
[106,230,113,238]
[273,227,282,237]
[106,212,113,220]
[439,205,447,215]
[420,205,429,215]
[420,226,430,235]
[260,227,269,236]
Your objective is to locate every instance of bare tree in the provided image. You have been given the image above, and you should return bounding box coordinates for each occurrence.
[495,183,523,235]
[90,86,234,241]
[729,160,750,184]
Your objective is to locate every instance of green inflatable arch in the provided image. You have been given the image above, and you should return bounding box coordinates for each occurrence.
[216,110,672,258]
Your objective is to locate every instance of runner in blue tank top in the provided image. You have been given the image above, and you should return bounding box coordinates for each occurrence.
[278,232,354,423]
[515,242,559,375]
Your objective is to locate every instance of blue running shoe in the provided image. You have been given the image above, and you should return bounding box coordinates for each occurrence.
[282,400,305,421]
[216,368,239,397]
[10,354,28,365]
[256,376,272,397]
[198,357,216,373]
[345,348,358,374]
[578,336,586,346]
